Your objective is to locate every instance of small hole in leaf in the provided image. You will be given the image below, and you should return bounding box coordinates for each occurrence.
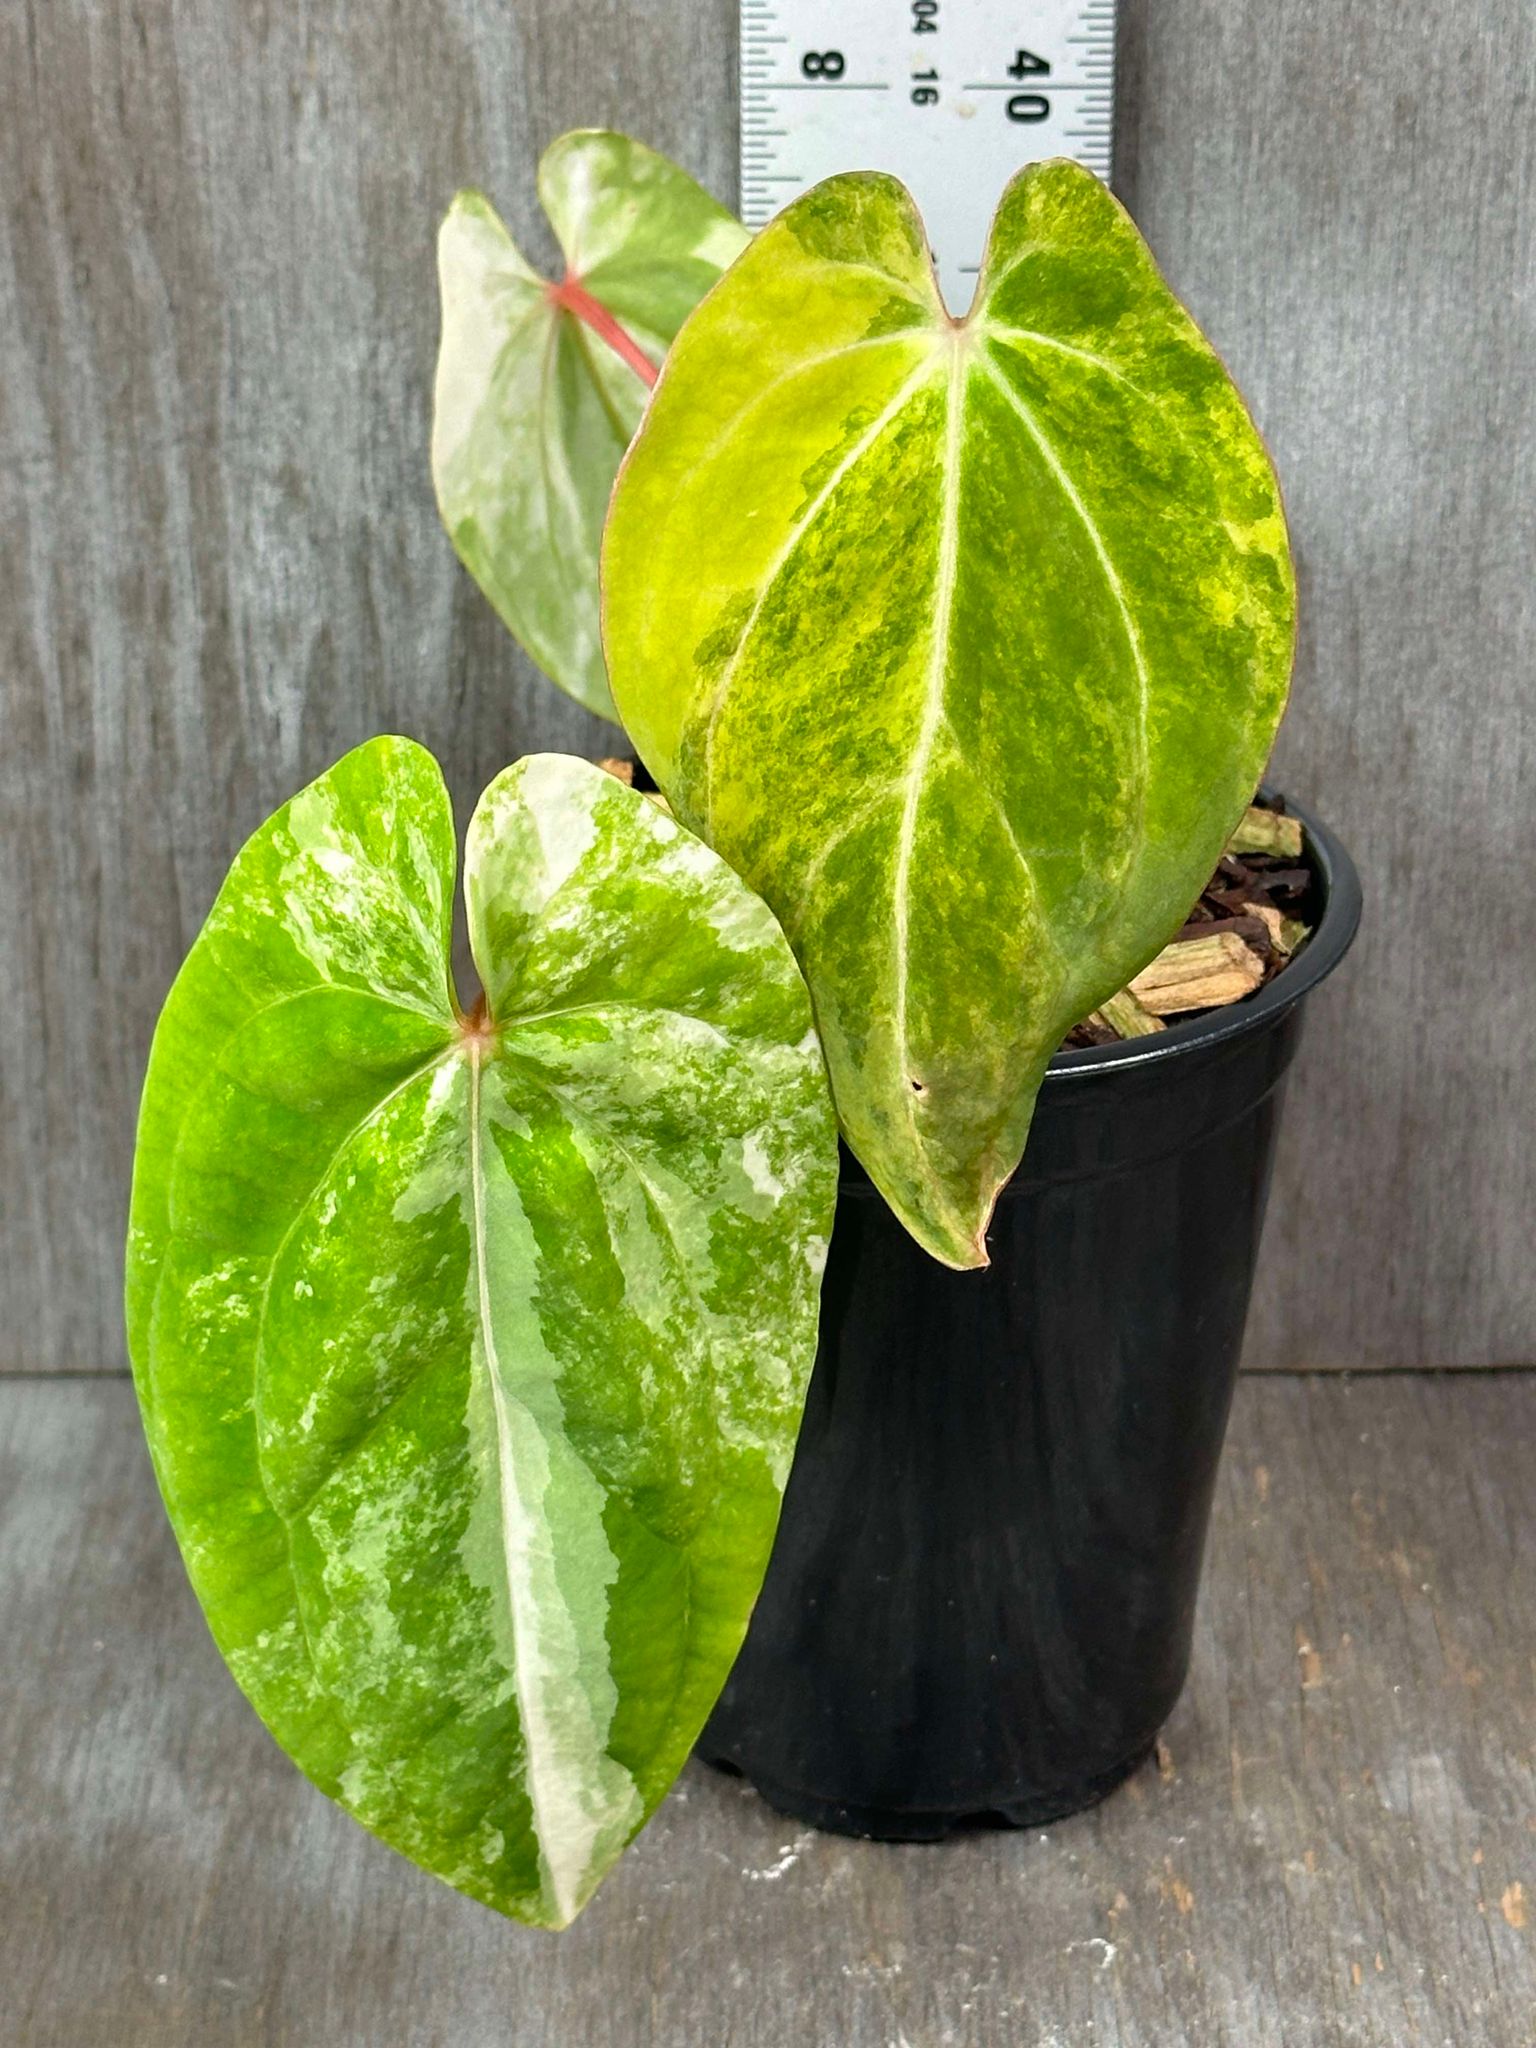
[910,1078,926,1094]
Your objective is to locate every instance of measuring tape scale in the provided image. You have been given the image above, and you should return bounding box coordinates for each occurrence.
[741,0,1115,312]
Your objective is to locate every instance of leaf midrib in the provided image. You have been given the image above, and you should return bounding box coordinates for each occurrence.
[465,1026,723,1925]
[214,987,723,1885]
[679,286,1160,1239]
[466,1037,582,1926]
[488,1042,725,1523]
[241,992,739,1529]
[888,337,972,1246]
[688,296,1157,980]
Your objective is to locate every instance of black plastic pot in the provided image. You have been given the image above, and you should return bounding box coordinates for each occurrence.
[699,798,1361,1840]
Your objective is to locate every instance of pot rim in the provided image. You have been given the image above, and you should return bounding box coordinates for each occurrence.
[1040,789,1362,1084]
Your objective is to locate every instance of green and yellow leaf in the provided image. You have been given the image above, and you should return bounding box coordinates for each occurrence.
[433,131,749,720]
[603,161,1294,1266]
[125,739,836,1926]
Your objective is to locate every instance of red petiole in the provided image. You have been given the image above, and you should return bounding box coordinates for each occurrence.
[546,275,658,388]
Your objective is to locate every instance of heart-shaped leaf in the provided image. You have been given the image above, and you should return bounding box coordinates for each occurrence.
[433,132,749,720]
[126,739,836,1926]
[603,161,1294,1267]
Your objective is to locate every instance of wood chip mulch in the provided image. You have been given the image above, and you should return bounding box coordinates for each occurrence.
[1061,795,1318,1050]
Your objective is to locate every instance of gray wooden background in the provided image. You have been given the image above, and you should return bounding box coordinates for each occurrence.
[3,0,1532,1373]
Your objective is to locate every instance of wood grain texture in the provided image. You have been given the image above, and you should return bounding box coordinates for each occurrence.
[1112,1,1536,1365]
[3,0,1534,1368]
[3,1372,1532,2044]
[0,0,737,1372]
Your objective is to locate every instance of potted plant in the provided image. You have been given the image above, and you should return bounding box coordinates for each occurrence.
[127,134,1358,1928]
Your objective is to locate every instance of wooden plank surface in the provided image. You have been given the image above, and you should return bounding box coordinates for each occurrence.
[0,0,734,1373]
[3,1372,1532,2045]
[3,0,1534,1371]
[1114,3,1536,1368]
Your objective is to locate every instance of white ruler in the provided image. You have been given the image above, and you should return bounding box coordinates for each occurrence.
[740,0,1115,314]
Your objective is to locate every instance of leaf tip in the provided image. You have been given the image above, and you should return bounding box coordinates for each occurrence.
[439,186,499,245]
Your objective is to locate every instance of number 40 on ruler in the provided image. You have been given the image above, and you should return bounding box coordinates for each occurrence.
[741,0,1116,313]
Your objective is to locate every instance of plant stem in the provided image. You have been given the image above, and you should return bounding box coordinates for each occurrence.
[548,276,658,388]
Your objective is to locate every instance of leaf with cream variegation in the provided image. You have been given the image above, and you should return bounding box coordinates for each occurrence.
[603,160,1295,1267]
[125,739,836,1926]
[433,131,749,720]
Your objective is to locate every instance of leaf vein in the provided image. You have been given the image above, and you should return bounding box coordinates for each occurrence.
[249,1042,459,1519]
[700,352,943,835]
[779,783,906,944]
[978,347,1151,868]
[982,323,1154,401]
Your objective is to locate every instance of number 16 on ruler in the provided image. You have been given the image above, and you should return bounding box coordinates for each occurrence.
[741,0,1116,312]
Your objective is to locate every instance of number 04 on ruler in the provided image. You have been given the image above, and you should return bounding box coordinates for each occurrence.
[740,0,1115,313]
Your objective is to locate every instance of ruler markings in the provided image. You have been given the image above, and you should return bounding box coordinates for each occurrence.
[740,0,1117,311]
[960,82,1107,92]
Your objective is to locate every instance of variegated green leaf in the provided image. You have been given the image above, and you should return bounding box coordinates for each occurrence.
[603,161,1294,1267]
[433,131,749,720]
[125,739,836,1927]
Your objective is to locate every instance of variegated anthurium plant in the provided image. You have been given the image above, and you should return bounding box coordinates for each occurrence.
[436,136,1291,1262]
[433,131,748,718]
[603,161,1294,1266]
[130,134,1295,1929]
[127,743,837,1926]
